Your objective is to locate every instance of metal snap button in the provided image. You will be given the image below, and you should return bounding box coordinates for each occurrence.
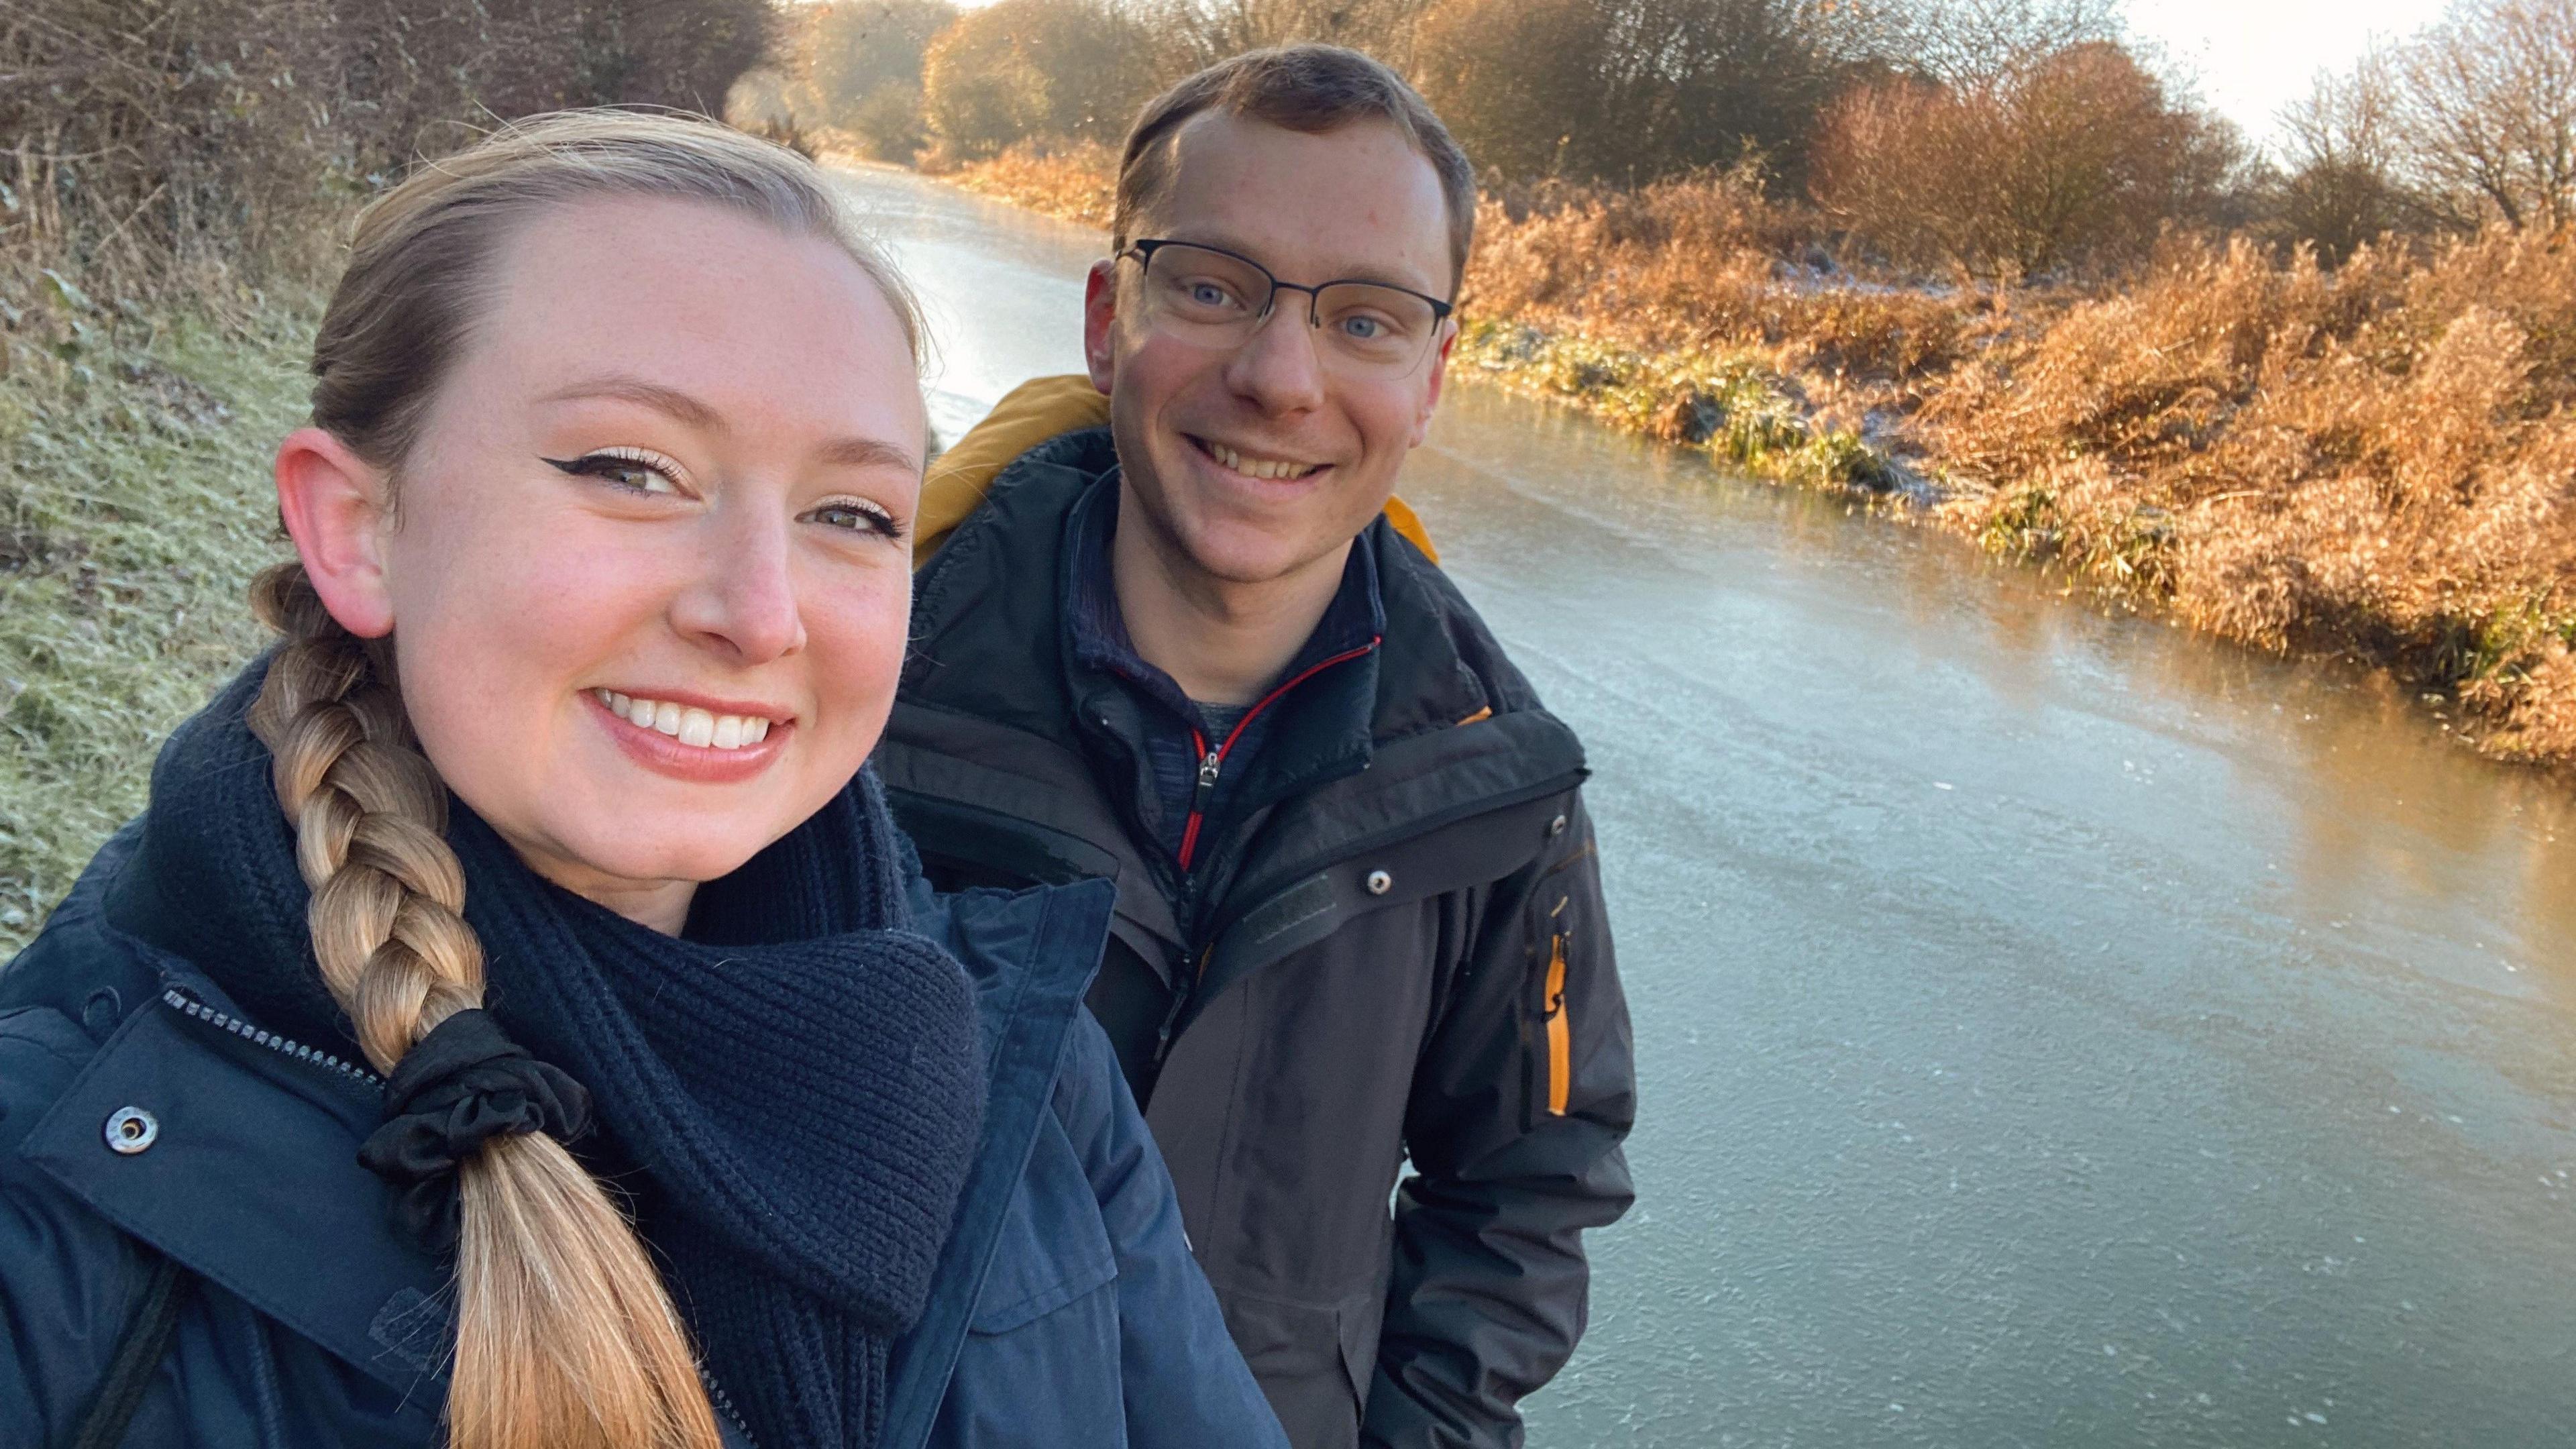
[105,1106,158,1155]
[1365,869,1392,896]
[1548,814,1569,837]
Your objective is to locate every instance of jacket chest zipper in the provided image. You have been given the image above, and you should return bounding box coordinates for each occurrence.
[1171,635,1381,875]
[164,989,763,1448]
[1177,742,1222,871]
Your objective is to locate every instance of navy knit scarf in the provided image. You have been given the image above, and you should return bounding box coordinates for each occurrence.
[109,663,983,1449]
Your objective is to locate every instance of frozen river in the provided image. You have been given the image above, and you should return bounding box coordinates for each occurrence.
[841,161,2576,1448]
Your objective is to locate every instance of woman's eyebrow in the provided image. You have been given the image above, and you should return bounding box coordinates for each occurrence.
[818,436,924,474]
[538,374,722,429]
[537,374,918,472]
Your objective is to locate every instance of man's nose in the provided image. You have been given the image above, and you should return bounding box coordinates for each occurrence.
[672,504,805,664]
[1224,290,1329,415]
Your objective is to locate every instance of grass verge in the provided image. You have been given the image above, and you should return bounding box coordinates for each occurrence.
[0,276,311,955]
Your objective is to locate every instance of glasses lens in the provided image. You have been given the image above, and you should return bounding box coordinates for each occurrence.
[1132,243,1446,378]
[1140,244,1271,337]
[1313,283,1440,376]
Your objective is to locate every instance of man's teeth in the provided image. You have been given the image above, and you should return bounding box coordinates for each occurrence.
[594,690,773,750]
[1207,440,1320,480]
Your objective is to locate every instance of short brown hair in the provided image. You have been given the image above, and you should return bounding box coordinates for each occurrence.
[1112,45,1478,293]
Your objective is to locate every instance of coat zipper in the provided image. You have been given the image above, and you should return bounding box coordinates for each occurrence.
[162,989,763,1449]
[699,1363,761,1448]
[1175,636,1379,872]
[161,987,383,1089]
[1150,945,1215,1073]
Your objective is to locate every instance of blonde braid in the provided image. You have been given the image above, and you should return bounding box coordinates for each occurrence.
[249,561,721,1449]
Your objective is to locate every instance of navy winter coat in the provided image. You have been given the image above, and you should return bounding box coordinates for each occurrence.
[0,822,1287,1449]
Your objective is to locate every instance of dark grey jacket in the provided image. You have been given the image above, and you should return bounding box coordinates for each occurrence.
[881,431,1637,1449]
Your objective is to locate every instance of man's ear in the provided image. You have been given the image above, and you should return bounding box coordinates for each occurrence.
[1409,317,1458,450]
[1082,258,1122,394]
[273,427,397,639]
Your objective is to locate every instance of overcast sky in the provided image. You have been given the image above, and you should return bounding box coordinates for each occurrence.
[2095,0,2449,144]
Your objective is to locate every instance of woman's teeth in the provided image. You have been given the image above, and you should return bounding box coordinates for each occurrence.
[594,690,773,750]
[1205,440,1320,480]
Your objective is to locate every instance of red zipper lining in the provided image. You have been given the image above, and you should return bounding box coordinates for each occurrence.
[1177,635,1382,871]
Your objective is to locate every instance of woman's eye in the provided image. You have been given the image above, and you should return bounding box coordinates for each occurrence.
[809,500,903,539]
[543,450,682,495]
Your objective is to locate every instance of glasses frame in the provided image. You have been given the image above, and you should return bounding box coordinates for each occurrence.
[1118,237,1456,375]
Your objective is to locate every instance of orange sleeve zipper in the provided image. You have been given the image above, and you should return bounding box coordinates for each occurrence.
[1544,930,1571,1117]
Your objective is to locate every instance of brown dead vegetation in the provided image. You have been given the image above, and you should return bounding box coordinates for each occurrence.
[1928,230,2576,765]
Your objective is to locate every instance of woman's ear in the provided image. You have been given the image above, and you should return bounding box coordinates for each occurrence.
[274,427,398,639]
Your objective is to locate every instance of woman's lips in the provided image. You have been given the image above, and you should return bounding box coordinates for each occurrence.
[586,688,791,784]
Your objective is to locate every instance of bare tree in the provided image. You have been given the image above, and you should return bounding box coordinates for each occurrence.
[2271,55,2422,260]
[2392,0,2576,231]
[1834,0,2125,87]
[920,0,1159,160]
[1413,0,1839,184]
[1815,40,2239,278]
[789,0,957,158]
[1412,0,1606,176]
[1172,0,1438,68]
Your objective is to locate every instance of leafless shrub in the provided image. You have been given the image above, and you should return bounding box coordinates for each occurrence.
[1,0,779,295]
[919,0,1158,163]
[1813,42,2244,280]
[1167,0,1439,69]
[1832,0,2124,87]
[1413,0,1839,184]
[1410,0,1603,178]
[768,0,956,161]
[2269,57,2427,264]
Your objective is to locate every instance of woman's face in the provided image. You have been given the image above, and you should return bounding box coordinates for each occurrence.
[313,196,926,924]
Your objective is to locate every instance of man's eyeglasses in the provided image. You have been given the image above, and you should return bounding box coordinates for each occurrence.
[1118,239,1454,380]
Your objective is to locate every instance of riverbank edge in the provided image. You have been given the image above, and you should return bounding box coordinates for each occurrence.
[923,150,2574,777]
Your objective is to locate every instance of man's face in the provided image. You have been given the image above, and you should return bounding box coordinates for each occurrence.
[1083,112,1456,588]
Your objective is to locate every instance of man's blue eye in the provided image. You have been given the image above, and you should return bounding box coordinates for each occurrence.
[1189,282,1236,307]
[1342,316,1385,340]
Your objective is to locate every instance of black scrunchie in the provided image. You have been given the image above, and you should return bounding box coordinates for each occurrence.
[357,1008,594,1252]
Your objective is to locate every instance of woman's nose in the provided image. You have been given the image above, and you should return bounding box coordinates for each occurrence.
[671,507,805,663]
